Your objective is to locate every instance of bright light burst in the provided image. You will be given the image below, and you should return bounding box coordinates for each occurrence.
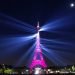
[0,13,75,67]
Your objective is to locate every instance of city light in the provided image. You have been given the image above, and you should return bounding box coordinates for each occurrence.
[34,67,41,74]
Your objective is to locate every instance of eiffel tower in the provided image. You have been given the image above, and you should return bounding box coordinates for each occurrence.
[30,22,47,69]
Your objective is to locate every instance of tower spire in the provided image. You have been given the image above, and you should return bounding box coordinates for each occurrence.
[37,21,40,31]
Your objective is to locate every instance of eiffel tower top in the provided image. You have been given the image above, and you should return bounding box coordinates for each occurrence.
[37,21,40,32]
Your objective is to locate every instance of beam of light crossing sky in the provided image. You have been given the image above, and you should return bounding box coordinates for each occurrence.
[40,16,75,32]
[15,43,36,67]
[0,13,36,33]
[0,34,36,58]
[41,45,67,66]
[0,34,36,47]
[41,38,71,45]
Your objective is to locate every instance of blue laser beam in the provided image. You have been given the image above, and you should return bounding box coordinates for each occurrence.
[15,43,36,67]
[40,16,75,32]
[41,45,69,66]
[0,13,36,33]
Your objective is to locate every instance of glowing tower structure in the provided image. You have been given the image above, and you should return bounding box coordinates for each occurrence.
[30,22,47,69]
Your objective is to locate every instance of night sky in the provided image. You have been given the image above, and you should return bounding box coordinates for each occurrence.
[0,0,75,67]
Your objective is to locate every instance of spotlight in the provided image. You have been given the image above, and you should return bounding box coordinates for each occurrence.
[34,67,41,74]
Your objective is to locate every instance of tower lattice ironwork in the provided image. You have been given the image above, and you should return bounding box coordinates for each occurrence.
[30,22,47,69]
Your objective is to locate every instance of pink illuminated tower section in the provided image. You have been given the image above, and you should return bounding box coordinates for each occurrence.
[30,22,47,69]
